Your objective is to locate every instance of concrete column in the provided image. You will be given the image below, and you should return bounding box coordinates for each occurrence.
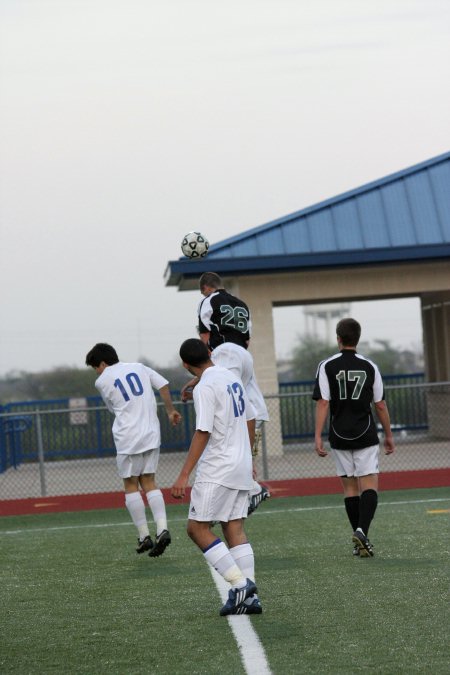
[230,279,283,456]
[421,291,450,439]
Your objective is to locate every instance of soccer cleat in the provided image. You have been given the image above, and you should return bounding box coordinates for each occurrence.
[219,579,258,616]
[248,485,271,516]
[148,529,171,557]
[136,535,153,554]
[237,595,262,615]
[352,529,374,557]
[352,544,360,557]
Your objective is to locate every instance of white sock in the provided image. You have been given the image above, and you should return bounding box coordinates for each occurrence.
[125,492,149,540]
[203,540,246,588]
[230,542,258,604]
[146,489,167,535]
[230,542,255,582]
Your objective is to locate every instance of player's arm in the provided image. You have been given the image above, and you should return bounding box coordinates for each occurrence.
[180,376,200,402]
[374,400,395,454]
[247,418,256,452]
[158,384,182,426]
[171,430,210,498]
[314,398,329,457]
[198,331,210,345]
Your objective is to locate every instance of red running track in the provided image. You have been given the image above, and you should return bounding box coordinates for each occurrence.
[0,468,448,517]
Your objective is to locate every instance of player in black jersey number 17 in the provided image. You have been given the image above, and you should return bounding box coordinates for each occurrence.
[312,318,395,557]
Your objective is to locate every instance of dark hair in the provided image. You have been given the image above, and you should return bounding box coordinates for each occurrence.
[199,272,222,291]
[336,318,361,347]
[85,343,119,367]
[179,339,210,367]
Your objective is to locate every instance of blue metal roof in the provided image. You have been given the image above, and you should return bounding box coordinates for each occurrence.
[165,152,450,286]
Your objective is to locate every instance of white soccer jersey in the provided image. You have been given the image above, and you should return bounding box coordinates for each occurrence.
[211,342,269,423]
[211,342,253,386]
[95,362,168,455]
[193,365,254,490]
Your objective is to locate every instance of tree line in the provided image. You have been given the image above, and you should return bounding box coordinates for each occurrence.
[0,339,423,404]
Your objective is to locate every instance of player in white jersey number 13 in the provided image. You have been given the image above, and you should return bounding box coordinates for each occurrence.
[172,339,263,616]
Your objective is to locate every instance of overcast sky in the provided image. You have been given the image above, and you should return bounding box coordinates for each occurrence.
[0,0,448,376]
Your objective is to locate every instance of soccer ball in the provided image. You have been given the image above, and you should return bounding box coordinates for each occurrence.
[181,231,209,259]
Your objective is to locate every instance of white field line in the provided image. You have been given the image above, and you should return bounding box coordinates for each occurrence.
[0,496,449,537]
[210,567,272,675]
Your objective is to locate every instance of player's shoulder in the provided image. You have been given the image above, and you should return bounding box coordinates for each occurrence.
[354,352,380,372]
[319,352,342,371]
[202,364,236,384]
[119,361,144,372]
[218,288,246,304]
[96,361,120,380]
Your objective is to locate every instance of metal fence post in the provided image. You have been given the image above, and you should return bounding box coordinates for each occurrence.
[35,409,47,497]
[261,422,269,480]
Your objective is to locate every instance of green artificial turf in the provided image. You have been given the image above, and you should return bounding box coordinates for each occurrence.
[1,487,449,674]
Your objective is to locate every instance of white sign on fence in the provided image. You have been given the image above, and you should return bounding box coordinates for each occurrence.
[69,398,88,425]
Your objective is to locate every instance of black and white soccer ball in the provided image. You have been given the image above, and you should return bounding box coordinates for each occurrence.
[181,231,209,259]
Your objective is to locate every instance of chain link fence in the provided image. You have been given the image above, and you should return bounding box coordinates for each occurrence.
[0,381,449,501]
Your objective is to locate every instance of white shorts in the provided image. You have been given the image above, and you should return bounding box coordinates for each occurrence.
[189,482,249,522]
[331,444,380,478]
[116,448,160,479]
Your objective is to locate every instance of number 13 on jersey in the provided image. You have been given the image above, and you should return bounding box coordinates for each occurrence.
[227,382,245,417]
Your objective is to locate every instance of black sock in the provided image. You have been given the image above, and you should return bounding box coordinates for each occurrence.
[344,496,360,531]
[358,489,378,536]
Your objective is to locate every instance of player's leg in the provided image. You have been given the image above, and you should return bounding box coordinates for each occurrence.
[340,476,360,527]
[222,499,261,615]
[340,476,362,556]
[357,473,379,536]
[188,484,257,615]
[123,476,153,553]
[223,520,262,614]
[188,519,256,611]
[331,449,365,556]
[352,446,380,556]
[248,420,271,515]
[139,451,171,557]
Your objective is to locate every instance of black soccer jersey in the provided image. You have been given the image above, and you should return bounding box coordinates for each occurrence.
[312,349,385,450]
[198,289,251,350]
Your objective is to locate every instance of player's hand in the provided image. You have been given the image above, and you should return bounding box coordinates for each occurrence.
[181,387,193,402]
[171,477,187,499]
[168,410,182,426]
[315,439,328,457]
[384,437,395,455]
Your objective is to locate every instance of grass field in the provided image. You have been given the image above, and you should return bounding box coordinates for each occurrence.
[1,487,449,674]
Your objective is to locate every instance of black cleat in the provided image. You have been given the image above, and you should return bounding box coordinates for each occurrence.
[237,595,262,615]
[248,485,270,516]
[148,529,171,557]
[352,529,374,557]
[136,535,153,554]
[220,579,258,616]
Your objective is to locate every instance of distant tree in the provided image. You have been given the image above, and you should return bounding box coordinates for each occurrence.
[287,336,337,381]
[0,360,191,405]
[284,336,424,382]
[359,340,424,376]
